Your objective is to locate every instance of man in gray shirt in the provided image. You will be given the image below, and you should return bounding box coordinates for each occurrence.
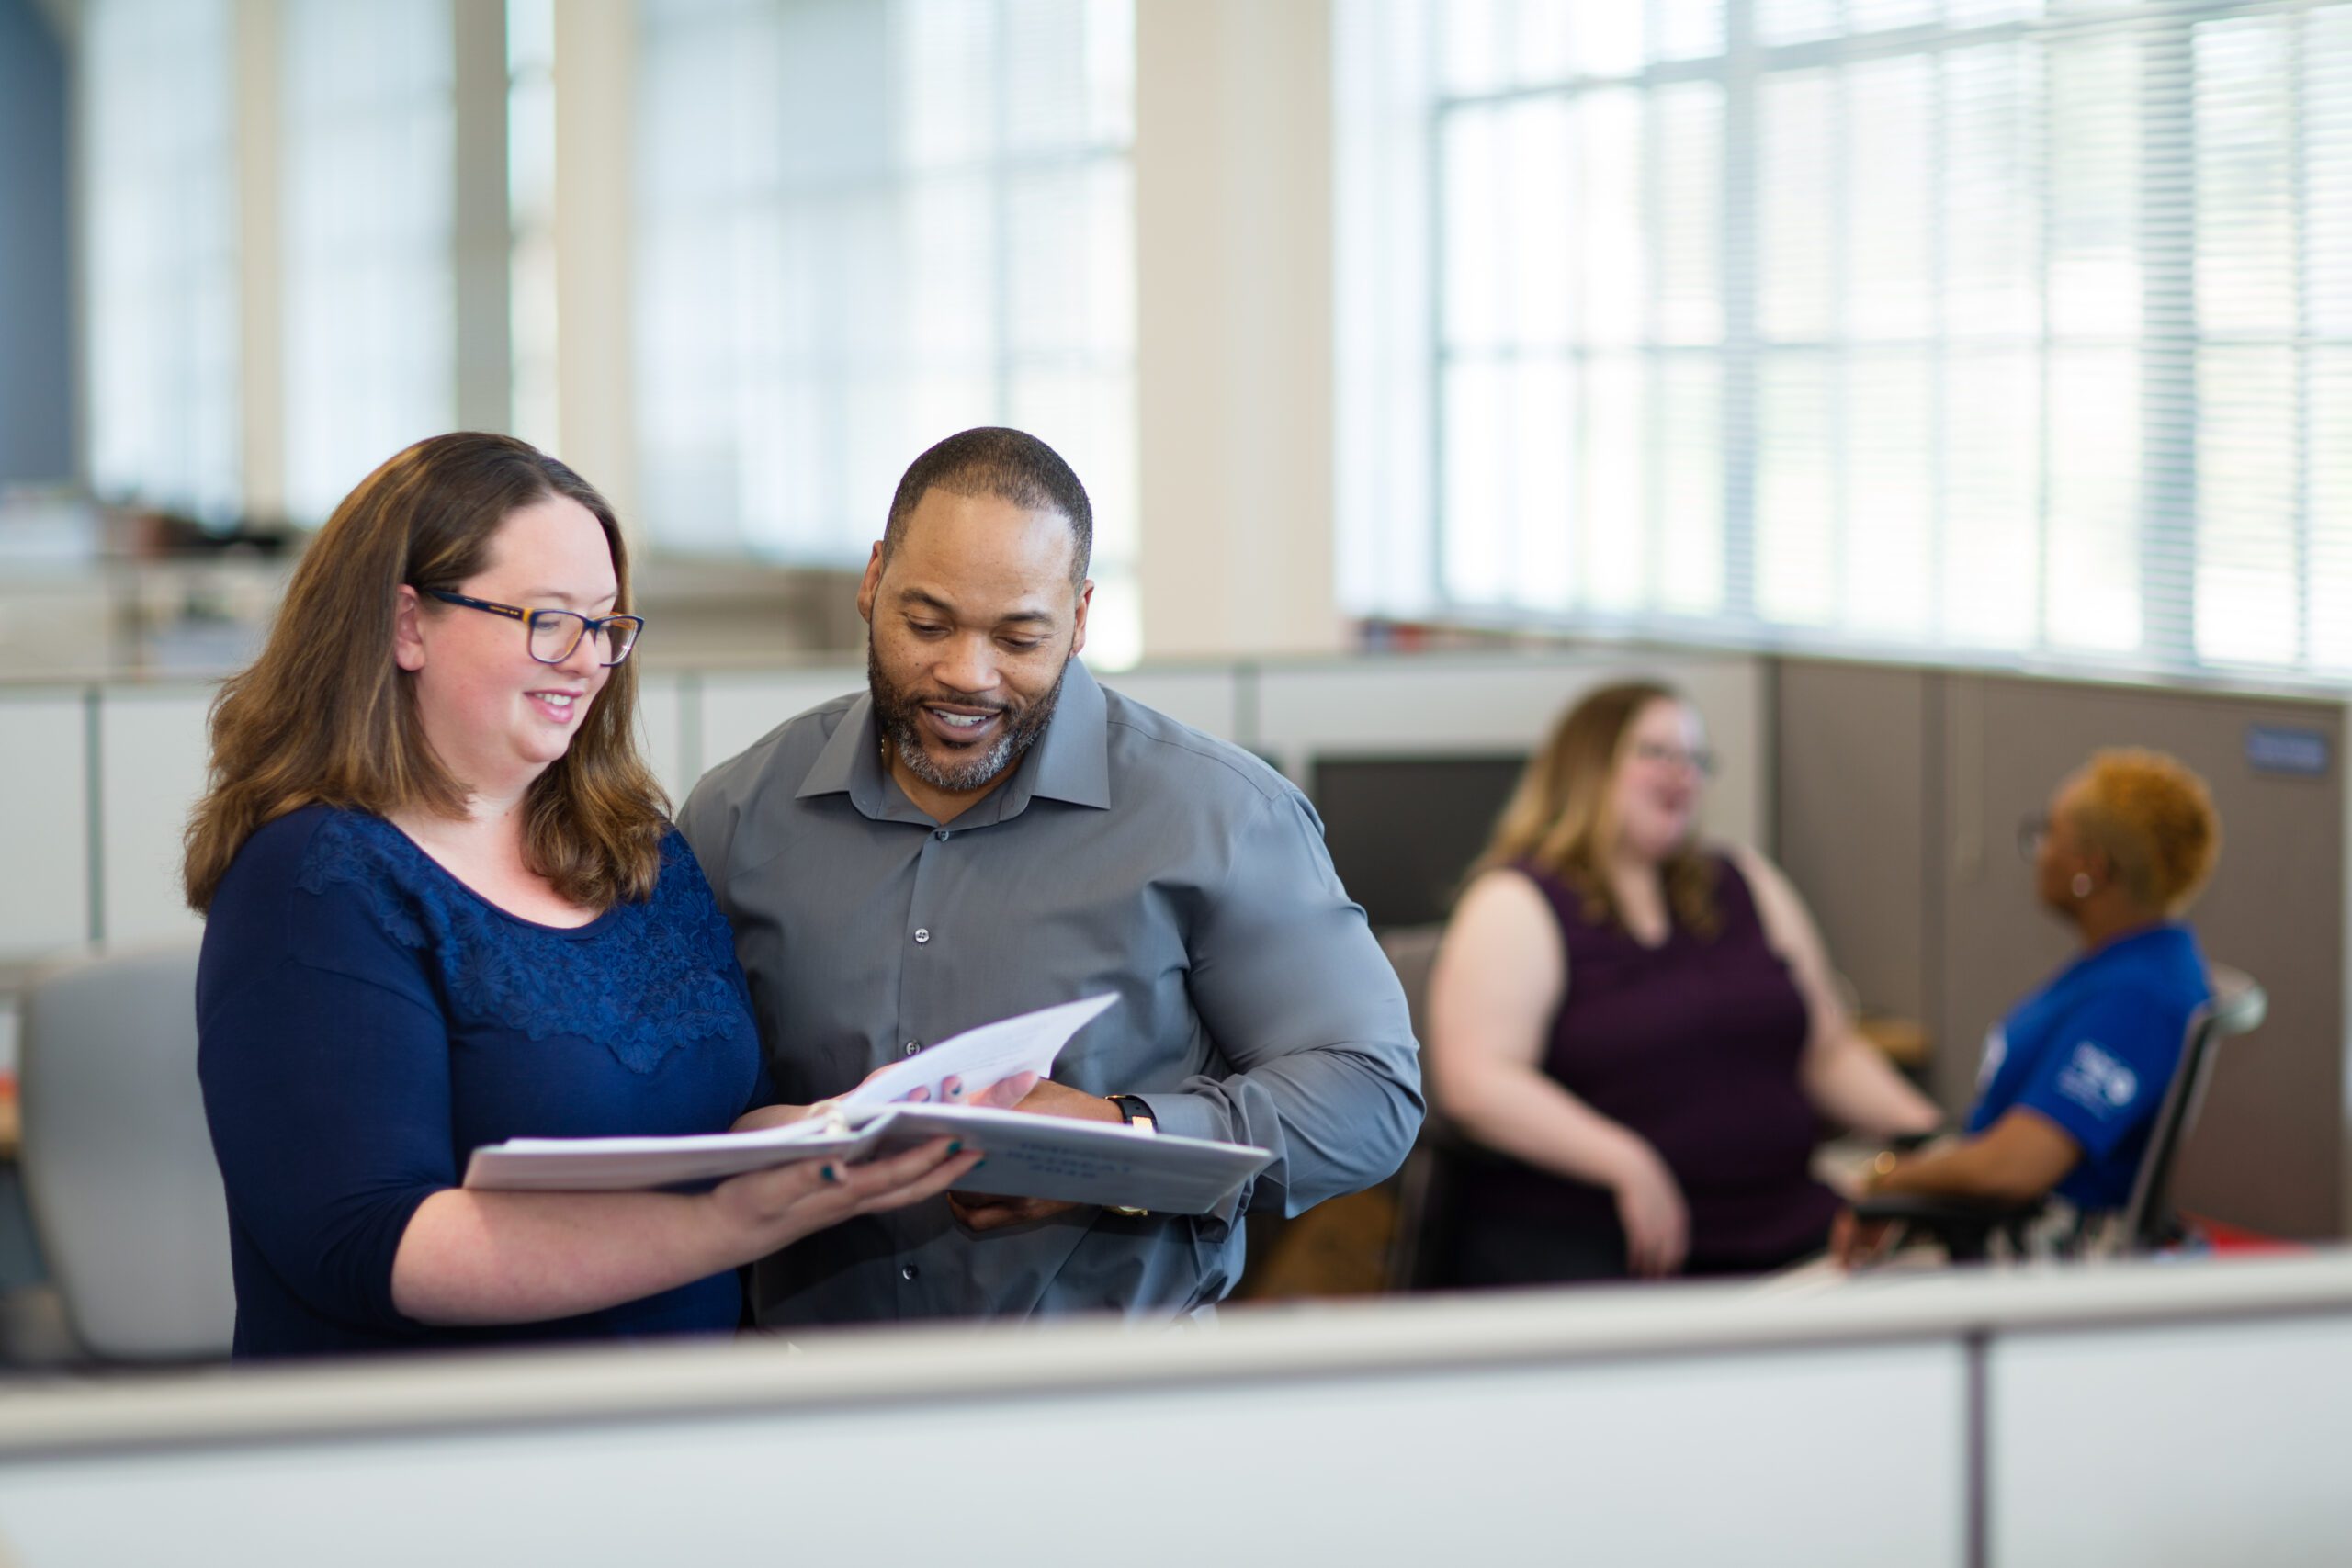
[679,426,1423,1326]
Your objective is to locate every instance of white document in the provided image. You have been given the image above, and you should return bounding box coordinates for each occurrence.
[458,992,1271,1215]
[834,992,1118,1114]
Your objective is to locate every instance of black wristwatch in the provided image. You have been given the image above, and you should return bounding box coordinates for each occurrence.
[1106,1096,1156,1217]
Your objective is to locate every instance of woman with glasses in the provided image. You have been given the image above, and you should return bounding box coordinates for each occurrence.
[1837,750,2220,1261]
[1423,681,1941,1286]
[184,433,983,1357]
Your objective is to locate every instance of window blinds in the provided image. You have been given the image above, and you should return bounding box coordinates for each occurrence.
[1339,0,2352,682]
[633,0,1137,588]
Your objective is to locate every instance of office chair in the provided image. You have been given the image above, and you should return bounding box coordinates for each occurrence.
[18,941,236,1361]
[1374,923,1495,1292]
[1374,926,1448,1297]
[1852,964,2267,1264]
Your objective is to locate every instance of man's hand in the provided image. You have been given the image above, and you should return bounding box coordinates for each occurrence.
[946,1078,1125,1233]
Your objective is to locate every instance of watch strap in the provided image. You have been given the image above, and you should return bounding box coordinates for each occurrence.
[1107,1095,1155,1216]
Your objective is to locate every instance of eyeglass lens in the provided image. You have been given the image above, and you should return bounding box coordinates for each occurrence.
[527,611,640,666]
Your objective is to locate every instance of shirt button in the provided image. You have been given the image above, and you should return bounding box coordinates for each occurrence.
[913,928,931,944]
[934,829,950,841]
[900,1264,919,1282]
[904,1040,922,1057]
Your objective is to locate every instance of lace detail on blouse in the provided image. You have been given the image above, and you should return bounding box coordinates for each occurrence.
[294,811,748,1075]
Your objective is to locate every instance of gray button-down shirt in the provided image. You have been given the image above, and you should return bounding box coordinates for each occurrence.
[677,660,1423,1325]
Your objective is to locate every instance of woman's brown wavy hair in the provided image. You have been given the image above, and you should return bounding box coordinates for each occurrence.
[184,433,667,913]
[1468,680,1719,938]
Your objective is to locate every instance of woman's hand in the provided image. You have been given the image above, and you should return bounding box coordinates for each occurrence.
[1830,1206,1898,1269]
[1610,1147,1690,1278]
[707,1136,981,1253]
[729,1103,813,1134]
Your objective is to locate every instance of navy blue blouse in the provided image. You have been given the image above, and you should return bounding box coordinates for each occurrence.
[197,806,768,1359]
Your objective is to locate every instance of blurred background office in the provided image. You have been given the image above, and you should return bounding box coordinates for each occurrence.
[2,0,2351,1304]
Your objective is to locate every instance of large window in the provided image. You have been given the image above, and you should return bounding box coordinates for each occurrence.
[635,0,1138,659]
[280,0,458,525]
[83,0,241,523]
[1339,0,2352,681]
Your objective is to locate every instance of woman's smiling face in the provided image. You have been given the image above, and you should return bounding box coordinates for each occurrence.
[1607,697,1709,862]
[397,493,618,799]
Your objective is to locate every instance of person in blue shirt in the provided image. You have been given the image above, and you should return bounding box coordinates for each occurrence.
[1838,748,2221,1259]
[185,433,988,1358]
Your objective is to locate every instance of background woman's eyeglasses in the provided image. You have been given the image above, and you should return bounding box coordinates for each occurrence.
[1628,739,1718,777]
[2018,810,2051,862]
[419,589,645,667]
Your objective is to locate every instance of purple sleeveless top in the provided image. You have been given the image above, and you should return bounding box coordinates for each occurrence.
[1456,853,1838,1266]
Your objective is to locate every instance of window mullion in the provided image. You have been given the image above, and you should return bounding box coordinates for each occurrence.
[1722,0,1760,626]
[2139,19,2199,666]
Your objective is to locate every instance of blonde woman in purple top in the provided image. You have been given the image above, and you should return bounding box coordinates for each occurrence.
[1424,682,1941,1284]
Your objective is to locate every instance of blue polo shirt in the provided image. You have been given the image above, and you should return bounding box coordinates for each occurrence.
[1965,924,2211,1212]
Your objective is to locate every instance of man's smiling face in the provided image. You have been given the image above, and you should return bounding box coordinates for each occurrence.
[858,485,1091,810]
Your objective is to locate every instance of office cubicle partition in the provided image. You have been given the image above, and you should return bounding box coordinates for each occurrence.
[1774,661,2352,1242]
[4,1253,2350,1566]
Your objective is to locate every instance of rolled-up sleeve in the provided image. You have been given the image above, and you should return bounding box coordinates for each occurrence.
[1140,785,1424,1225]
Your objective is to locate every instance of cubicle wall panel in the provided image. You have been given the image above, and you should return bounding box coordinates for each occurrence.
[96,685,212,945]
[1773,660,1935,1024]
[1096,668,1241,742]
[1992,1314,2352,1564]
[1253,653,1767,850]
[695,669,864,785]
[0,1343,1965,1567]
[0,689,89,959]
[1939,678,2345,1237]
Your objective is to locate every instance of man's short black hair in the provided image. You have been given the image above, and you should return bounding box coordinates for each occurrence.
[881,427,1092,585]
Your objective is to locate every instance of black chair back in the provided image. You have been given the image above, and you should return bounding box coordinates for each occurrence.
[1373,925,1445,1289]
[2118,963,2267,1253]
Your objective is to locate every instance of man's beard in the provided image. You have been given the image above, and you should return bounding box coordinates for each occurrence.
[868,639,1070,795]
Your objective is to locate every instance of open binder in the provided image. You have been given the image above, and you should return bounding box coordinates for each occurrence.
[460,994,1272,1216]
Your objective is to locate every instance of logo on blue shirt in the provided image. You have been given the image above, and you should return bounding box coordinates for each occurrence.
[2055,1041,2139,1117]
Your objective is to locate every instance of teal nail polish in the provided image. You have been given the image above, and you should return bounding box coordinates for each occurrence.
[820,1164,838,1184]
[947,1141,964,1156]
[973,1158,989,1169]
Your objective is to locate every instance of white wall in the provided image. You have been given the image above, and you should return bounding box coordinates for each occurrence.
[1134,0,1344,661]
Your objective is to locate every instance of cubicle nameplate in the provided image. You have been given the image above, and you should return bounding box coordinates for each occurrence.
[2245,724,2331,779]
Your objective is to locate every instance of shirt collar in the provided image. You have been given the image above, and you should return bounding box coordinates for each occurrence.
[1023,658,1111,811]
[791,660,1111,819]
[793,692,889,812]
